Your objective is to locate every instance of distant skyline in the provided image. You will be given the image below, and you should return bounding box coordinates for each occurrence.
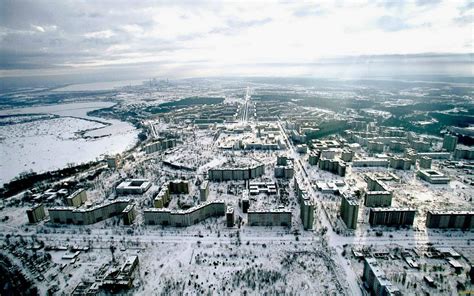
[0,0,473,81]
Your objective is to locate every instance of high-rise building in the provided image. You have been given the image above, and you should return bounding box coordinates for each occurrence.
[442,134,458,152]
[340,193,359,229]
[26,203,46,223]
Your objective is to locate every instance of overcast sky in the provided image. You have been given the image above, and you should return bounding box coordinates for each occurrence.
[0,0,473,81]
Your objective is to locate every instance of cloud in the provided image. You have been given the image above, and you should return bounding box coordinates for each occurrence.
[0,0,472,79]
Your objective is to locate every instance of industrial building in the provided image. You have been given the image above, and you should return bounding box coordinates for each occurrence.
[26,203,46,223]
[208,164,264,181]
[144,200,226,227]
[417,169,449,184]
[426,210,474,229]
[368,208,416,227]
[364,175,393,207]
[247,209,292,227]
[116,179,152,195]
[65,189,88,207]
[363,258,401,296]
[340,192,359,230]
[49,199,131,225]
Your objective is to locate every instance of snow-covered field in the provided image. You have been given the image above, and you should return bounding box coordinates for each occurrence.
[0,102,138,185]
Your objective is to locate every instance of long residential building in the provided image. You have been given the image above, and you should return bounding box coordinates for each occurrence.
[247,209,292,227]
[369,208,416,227]
[49,200,131,225]
[425,210,474,229]
[144,200,226,227]
[208,164,264,181]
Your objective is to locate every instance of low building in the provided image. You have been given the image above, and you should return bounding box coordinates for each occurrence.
[426,210,474,229]
[363,258,401,296]
[247,209,291,227]
[417,169,449,184]
[106,154,121,169]
[369,208,416,227]
[116,179,152,195]
[26,203,46,223]
[340,193,359,230]
[249,181,277,195]
[66,189,87,207]
[144,200,226,227]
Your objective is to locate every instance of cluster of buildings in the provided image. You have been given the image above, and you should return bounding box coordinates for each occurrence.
[153,179,190,208]
[72,256,139,295]
[417,169,450,184]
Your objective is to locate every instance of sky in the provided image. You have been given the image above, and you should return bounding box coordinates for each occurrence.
[0,0,473,82]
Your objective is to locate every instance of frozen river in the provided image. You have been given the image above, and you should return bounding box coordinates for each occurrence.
[0,101,138,186]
